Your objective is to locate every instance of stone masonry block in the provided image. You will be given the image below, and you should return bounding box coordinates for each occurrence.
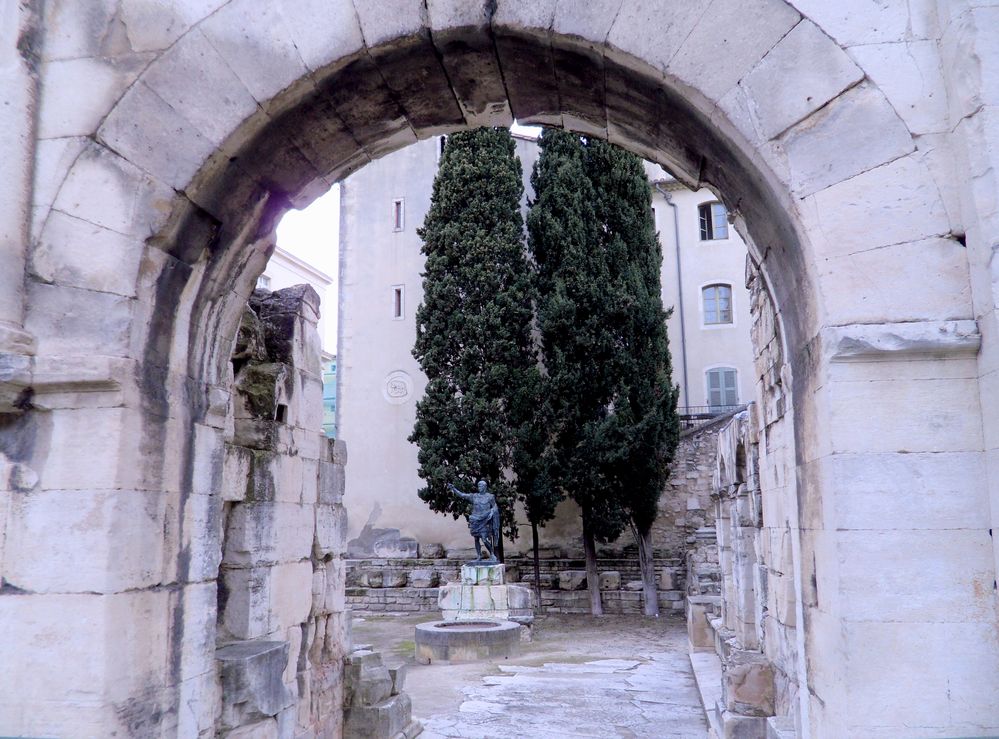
[782,82,914,197]
[351,0,427,49]
[221,566,273,640]
[408,569,438,588]
[460,563,504,585]
[26,281,134,358]
[113,1,228,53]
[4,488,165,594]
[558,570,587,591]
[275,0,364,73]
[599,571,620,590]
[31,209,144,298]
[97,78,217,190]
[740,20,864,139]
[141,28,259,148]
[849,40,949,135]
[164,491,224,584]
[343,693,413,739]
[318,460,345,505]
[324,558,347,613]
[39,55,147,140]
[200,0,308,105]
[665,0,801,102]
[507,584,533,610]
[224,444,253,502]
[51,141,175,240]
[315,504,347,558]
[270,561,315,631]
[803,154,950,259]
[224,502,314,567]
[217,640,291,729]
[224,719,279,739]
[723,651,775,717]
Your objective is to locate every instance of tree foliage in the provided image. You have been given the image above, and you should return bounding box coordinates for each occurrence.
[410,128,543,540]
[528,129,681,544]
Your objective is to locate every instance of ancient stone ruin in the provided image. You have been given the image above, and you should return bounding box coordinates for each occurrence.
[2,2,998,737]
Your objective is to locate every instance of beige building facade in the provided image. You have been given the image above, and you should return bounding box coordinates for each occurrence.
[336,136,755,553]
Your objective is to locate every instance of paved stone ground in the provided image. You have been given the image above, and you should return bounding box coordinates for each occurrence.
[351,613,707,738]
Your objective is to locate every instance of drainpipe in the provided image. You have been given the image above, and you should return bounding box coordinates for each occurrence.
[654,183,690,410]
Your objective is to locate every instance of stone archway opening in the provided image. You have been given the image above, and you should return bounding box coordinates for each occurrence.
[141,24,807,739]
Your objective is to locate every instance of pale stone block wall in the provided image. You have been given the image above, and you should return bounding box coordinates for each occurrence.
[0,1,997,736]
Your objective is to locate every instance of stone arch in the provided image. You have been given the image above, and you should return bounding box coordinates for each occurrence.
[5,2,994,738]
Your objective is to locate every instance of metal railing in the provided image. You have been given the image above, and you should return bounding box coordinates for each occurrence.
[678,404,745,430]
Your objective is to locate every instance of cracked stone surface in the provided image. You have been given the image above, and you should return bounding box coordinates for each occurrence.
[353,614,707,738]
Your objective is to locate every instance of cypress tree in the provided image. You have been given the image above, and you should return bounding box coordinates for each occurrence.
[410,127,541,551]
[528,130,680,616]
[585,138,681,616]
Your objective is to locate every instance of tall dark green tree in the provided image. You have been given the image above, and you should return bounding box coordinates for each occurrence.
[585,138,681,616]
[528,130,680,615]
[410,127,546,553]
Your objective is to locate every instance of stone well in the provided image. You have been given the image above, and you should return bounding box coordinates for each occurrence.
[414,620,521,664]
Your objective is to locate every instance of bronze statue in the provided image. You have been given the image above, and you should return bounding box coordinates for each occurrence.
[448,480,500,563]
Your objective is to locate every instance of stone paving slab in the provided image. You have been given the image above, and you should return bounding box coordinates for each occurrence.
[419,652,706,738]
[353,614,708,739]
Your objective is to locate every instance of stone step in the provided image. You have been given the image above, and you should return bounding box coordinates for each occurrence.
[689,651,724,738]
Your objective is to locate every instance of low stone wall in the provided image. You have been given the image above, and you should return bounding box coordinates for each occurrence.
[346,555,687,617]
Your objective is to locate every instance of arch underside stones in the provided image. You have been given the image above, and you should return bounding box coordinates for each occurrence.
[1,1,997,737]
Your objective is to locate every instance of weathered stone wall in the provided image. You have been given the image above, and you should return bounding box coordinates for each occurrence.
[651,413,741,557]
[344,554,686,618]
[3,2,999,737]
[216,286,348,738]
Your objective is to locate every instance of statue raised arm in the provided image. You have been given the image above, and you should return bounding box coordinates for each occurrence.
[449,479,499,563]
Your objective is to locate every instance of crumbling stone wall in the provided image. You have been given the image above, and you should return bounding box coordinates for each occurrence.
[687,263,802,737]
[217,286,348,738]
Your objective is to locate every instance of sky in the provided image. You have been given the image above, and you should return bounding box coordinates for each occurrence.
[274,124,543,351]
[275,184,341,345]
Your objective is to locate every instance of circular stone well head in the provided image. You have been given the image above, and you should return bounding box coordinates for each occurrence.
[414,620,520,664]
[434,621,500,629]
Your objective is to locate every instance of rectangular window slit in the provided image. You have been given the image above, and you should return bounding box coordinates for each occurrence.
[393,199,404,231]
[393,286,404,319]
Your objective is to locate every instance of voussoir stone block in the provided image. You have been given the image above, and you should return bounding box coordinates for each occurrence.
[50,141,175,240]
[740,20,864,139]
[352,0,427,49]
[783,82,914,197]
[199,0,308,105]
[98,79,218,191]
[276,0,365,73]
[140,28,260,148]
[665,0,801,102]
[38,55,147,140]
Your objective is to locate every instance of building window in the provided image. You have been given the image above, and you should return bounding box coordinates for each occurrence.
[393,199,405,231]
[702,283,733,325]
[706,367,739,408]
[392,285,404,319]
[698,201,729,240]
[256,274,271,289]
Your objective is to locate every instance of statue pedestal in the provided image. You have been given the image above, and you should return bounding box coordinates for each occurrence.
[438,563,534,624]
[460,563,504,585]
[417,562,535,664]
